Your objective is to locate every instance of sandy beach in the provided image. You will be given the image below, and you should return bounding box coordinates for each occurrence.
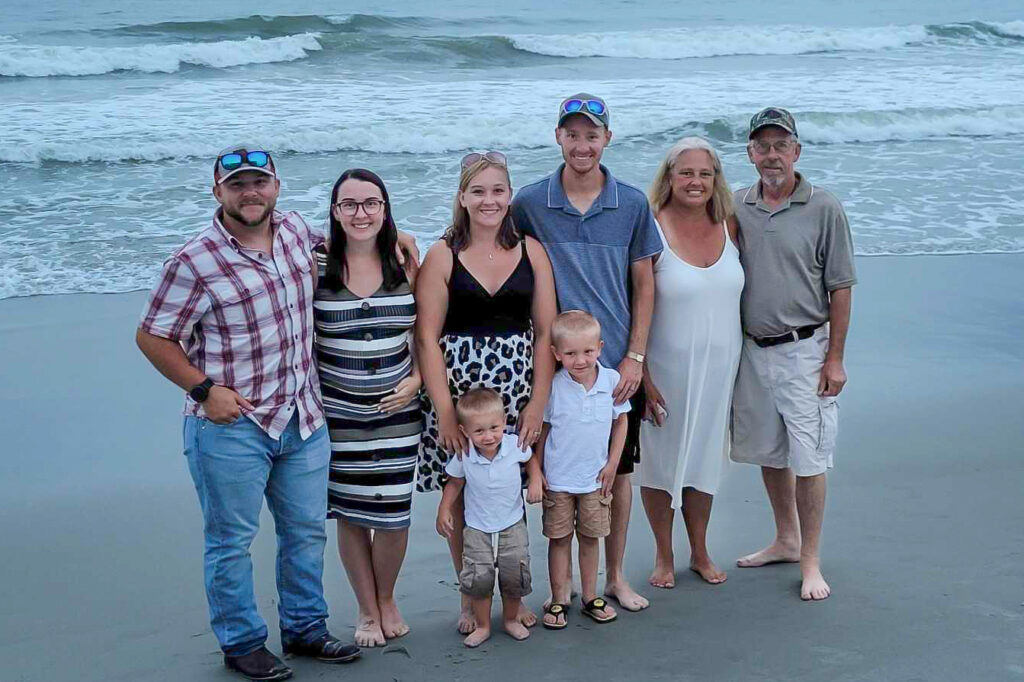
[2,253,1023,682]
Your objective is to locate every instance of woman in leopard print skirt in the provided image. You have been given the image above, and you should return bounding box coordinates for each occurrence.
[415,151,557,633]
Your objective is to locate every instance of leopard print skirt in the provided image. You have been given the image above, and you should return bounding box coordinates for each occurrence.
[416,329,534,492]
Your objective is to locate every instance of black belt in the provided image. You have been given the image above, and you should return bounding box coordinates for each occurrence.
[750,323,823,348]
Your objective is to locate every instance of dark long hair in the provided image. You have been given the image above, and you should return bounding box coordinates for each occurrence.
[443,158,520,254]
[323,168,404,292]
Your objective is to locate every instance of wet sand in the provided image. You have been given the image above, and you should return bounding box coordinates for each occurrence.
[2,253,1022,681]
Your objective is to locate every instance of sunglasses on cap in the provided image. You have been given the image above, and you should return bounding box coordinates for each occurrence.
[460,151,507,170]
[561,98,606,117]
[218,150,271,172]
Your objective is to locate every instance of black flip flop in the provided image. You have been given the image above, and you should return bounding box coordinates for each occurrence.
[542,603,569,630]
[581,597,617,624]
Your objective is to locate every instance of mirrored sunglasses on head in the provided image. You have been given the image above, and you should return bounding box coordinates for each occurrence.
[218,150,271,173]
[460,150,507,170]
[561,98,606,117]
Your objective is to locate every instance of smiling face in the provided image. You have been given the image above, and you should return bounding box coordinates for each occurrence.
[458,164,510,230]
[458,406,506,455]
[332,178,385,244]
[747,126,801,190]
[669,148,716,210]
[552,328,603,383]
[213,170,280,229]
[555,115,612,176]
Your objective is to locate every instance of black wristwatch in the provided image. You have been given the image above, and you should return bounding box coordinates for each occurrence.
[189,378,215,403]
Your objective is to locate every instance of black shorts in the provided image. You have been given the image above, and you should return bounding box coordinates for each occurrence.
[617,384,645,476]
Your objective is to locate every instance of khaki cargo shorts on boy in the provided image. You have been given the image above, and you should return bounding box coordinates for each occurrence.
[541,490,612,539]
[731,325,839,477]
[459,517,532,599]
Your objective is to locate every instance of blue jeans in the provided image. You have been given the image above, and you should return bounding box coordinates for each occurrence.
[184,413,330,657]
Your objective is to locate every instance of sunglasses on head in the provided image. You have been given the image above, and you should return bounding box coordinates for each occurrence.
[460,151,507,170]
[561,99,606,117]
[218,150,271,172]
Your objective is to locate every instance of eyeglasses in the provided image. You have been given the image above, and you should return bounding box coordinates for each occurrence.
[460,151,507,170]
[561,98,606,117]
[749,139,797,154]
[218,150,271,171]
[333,198,386,216]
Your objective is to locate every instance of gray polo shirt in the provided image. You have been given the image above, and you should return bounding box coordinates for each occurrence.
[734,174,857,338]
[511,164,662,367]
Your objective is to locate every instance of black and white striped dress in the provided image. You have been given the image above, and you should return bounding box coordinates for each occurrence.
[313,252,422,530]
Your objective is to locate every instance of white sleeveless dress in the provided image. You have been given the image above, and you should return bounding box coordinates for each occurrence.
[637,220,744,507]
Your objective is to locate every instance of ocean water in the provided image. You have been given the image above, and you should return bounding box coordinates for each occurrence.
[1,0,1022,299]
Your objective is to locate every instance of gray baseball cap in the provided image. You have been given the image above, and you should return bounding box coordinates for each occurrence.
[557,93,610,128]
[214,143,276,184]
[748,107,798,138]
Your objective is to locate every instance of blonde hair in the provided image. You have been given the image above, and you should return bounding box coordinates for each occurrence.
[444,158,519,253]
[648,136,734,223]
[455,387,506,425]
[550,309,602,348]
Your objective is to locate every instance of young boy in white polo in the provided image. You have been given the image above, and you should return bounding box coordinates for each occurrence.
[537,310,630,628]
[436,388,543,648]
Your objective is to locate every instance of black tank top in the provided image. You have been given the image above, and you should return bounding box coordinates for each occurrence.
[442,239,534,336]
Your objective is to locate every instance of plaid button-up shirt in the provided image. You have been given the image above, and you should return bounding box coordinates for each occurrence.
[140,210,325,439]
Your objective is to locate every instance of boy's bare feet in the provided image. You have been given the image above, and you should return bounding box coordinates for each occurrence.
[457,594,476,634]
[503,620,530,641]
[648,561,675,589]
[689,558,727,584]
[464,627,491,648]
[800,564,831,601]
[517,604,537,628]
[604,580,649,611]
[379,598,409,639]
[735,541,800,567]
[354,615,386,647]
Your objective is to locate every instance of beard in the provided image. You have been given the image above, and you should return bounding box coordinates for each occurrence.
[223,201,275,228]
[759,170,788,190]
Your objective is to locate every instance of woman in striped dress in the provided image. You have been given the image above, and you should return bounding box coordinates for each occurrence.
[313,168,422,648]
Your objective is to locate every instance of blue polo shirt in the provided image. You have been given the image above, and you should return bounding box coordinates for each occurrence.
[511,164,662,367]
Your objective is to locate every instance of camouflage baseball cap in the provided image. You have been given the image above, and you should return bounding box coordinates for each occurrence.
[748,107,798,139]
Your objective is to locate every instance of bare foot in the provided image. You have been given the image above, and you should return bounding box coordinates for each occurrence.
[378,598,409,639]
[457,594,476,634]
[800,565,831,601]
[604,581,649,611]
[689,558,727,584]
[648,561,676,589]
[503,620,530,641]
[354,616,386,648]
[517,604,537,628]
[736,541,800,568]
[464,627,491,648]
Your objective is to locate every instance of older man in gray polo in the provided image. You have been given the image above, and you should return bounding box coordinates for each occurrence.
[730,107,856,601]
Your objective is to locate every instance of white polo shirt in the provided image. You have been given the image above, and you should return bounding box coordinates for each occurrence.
[445,433,531,533]
[542,364,631,494]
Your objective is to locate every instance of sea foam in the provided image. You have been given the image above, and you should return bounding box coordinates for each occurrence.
[0,33,322,77]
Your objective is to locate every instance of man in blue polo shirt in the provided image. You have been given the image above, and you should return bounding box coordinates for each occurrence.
[511,93,662,612]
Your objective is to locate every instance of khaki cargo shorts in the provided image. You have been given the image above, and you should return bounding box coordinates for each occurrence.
[541,490,612,539]
[459,517,532,599]
[731,326,839,477]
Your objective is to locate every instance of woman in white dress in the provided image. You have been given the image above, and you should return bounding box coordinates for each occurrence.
[638,137,744,587]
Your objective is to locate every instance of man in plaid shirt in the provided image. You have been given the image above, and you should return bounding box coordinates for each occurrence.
[137,144,360,681]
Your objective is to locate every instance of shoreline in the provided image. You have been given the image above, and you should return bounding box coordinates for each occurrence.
[2,251,1023,681]
[4,250,1024,304]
